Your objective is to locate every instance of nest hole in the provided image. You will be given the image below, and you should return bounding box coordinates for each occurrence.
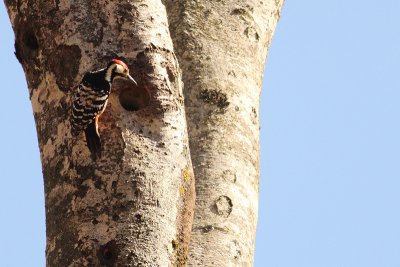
[24,30,39,50]
[15,27,39,63]
[97,240,118,266]
[115,79,150,111]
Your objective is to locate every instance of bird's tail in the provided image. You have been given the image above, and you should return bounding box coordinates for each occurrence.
[85,120,102,160]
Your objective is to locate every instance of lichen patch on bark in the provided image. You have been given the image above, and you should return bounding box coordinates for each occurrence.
[199,88,230,109]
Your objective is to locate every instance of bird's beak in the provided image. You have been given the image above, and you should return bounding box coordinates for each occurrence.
[127,74,137,85]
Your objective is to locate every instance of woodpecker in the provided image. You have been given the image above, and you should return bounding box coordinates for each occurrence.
[71,59,137,159]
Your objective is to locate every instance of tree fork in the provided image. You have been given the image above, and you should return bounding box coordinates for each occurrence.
[5,0,194,266]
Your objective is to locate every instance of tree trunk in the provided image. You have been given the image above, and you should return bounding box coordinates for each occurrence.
[164,0,284,265]
[6,0,283,265]
[5,0,194,266]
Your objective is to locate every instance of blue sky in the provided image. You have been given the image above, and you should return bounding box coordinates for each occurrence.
[1,1,400,266]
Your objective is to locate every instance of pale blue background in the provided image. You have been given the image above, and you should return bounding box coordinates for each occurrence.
[1,1,400,266]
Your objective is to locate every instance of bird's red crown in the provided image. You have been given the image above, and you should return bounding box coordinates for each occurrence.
[112,59,129,70]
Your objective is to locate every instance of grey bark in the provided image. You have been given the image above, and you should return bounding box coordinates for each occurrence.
[5,0,283,265]
[164,0,284,266]
[5,0,194,266]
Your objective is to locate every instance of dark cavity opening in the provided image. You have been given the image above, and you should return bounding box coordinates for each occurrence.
[103,247,113,260]
[98,240,118,266]
[15,27,39,63]
[24,30,39,50]
[114,79,150,111]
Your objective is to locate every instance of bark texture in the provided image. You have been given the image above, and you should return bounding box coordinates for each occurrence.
[5,0,194,266]
[164,0,284,265]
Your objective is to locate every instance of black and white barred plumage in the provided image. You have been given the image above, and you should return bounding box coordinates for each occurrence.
[71,59,136,159]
